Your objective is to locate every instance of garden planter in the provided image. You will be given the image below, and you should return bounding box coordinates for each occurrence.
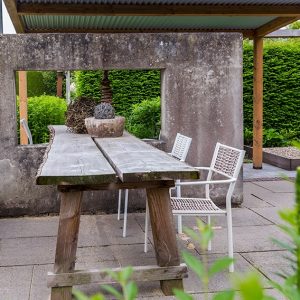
[244,145,300,171]
[85,116,125,138]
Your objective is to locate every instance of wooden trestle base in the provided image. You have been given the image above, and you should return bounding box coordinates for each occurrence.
[49,184,186,300]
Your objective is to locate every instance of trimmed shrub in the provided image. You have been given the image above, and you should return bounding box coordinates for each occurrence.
[74,70,161,118]
[17,95,67,144]
[127,97,161,139]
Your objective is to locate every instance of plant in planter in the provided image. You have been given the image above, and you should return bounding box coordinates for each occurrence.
[85,70,125,137]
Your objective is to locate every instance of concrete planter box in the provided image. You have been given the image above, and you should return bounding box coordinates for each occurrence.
[244,145,300,170]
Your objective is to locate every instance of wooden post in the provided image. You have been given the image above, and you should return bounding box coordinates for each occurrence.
[51,191,83,300]
[56,71,64,98]
[19,71,28,145]
[253,36,264,169]
[146,187,183,295]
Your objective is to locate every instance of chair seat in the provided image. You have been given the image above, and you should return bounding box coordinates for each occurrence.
[171,197,226,215]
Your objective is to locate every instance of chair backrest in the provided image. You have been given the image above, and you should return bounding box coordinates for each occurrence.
[170,133,192,161]
[210,142,245,180]
[20,119,33,145]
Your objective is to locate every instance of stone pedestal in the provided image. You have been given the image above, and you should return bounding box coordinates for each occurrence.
[85,116,125,138]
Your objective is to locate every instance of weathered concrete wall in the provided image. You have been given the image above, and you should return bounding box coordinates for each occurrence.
[0,33,243,217]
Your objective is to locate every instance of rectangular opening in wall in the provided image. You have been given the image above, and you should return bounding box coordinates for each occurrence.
[16,69,161,145]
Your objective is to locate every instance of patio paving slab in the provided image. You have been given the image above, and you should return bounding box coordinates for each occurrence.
[243,163,296,181]
[251,207,285,225]
[253,180,295,193]
[0,216,58,239]
[0,236,56,266]
[241,193,274,209]
[192,225,287,254]
[241,251,291,283]
[209,207,273,227]
[0,265,33,300]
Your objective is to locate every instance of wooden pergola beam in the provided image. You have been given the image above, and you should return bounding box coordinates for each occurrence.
[255,17,300,37]
[3,0,25,33]
[17,3,300,17]
[252,36,264,169]
[19,71,28,145]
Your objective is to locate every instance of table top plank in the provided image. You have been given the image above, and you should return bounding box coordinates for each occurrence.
[36,126,117,185]
[94,133,199,182]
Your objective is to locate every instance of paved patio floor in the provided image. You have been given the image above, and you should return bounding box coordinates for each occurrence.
[0,179,296,299]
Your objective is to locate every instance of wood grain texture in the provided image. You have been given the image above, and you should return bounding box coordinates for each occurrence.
[19,71,28,145]
[48,264,188,287]
[94,132,199,183]
[253,36,263,169]
[146,187,183,295]
[51,191,83,300]
[36,125,117,185]
[58,179,175,192]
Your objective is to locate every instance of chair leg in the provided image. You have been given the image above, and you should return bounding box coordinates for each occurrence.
[178,215,183,234]
[227,211,234,272]
[144,200,149,253]
[117,189,122,220]
[207,215,212,251]
[122,189,129,238]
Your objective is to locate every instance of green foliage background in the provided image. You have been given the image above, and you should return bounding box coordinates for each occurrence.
[16,71,64,97]
[17,95,67,144]
[74,70,161,118]
[243,40,300,141]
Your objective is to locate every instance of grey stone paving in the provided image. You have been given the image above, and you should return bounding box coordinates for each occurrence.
[0,179,296,300]
[244,163,296,181]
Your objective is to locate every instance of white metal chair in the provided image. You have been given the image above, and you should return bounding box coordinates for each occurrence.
[171,143,245,272]
[143,133,192,252]
[20,118,33,145]
[118,133,192,240]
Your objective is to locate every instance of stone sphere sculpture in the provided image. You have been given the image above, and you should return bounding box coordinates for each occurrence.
[94,102,115,119]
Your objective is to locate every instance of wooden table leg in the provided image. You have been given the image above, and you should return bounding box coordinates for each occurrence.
[146,187,183,295]
[51,191,83,300]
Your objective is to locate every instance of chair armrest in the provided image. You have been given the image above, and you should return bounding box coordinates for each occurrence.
[175,178,236,186]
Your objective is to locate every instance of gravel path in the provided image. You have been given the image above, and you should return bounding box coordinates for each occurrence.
[263,146,300,159]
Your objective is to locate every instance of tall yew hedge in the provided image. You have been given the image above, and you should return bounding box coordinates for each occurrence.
[74,70,161,118]
[243,40,300,137]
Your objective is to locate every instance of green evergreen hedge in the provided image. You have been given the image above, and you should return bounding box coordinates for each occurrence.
[74,70,160,118]
[243,40,300,142]
[127,97,161,139]
[17,95,67,144]
[16,71,63,97]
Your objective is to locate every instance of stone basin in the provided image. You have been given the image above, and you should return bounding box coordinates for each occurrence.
[85,116,125,138]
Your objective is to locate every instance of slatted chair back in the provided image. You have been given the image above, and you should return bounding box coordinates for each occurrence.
[20,118,33,145]
[170,133,192,161]
[208,142,244,181]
